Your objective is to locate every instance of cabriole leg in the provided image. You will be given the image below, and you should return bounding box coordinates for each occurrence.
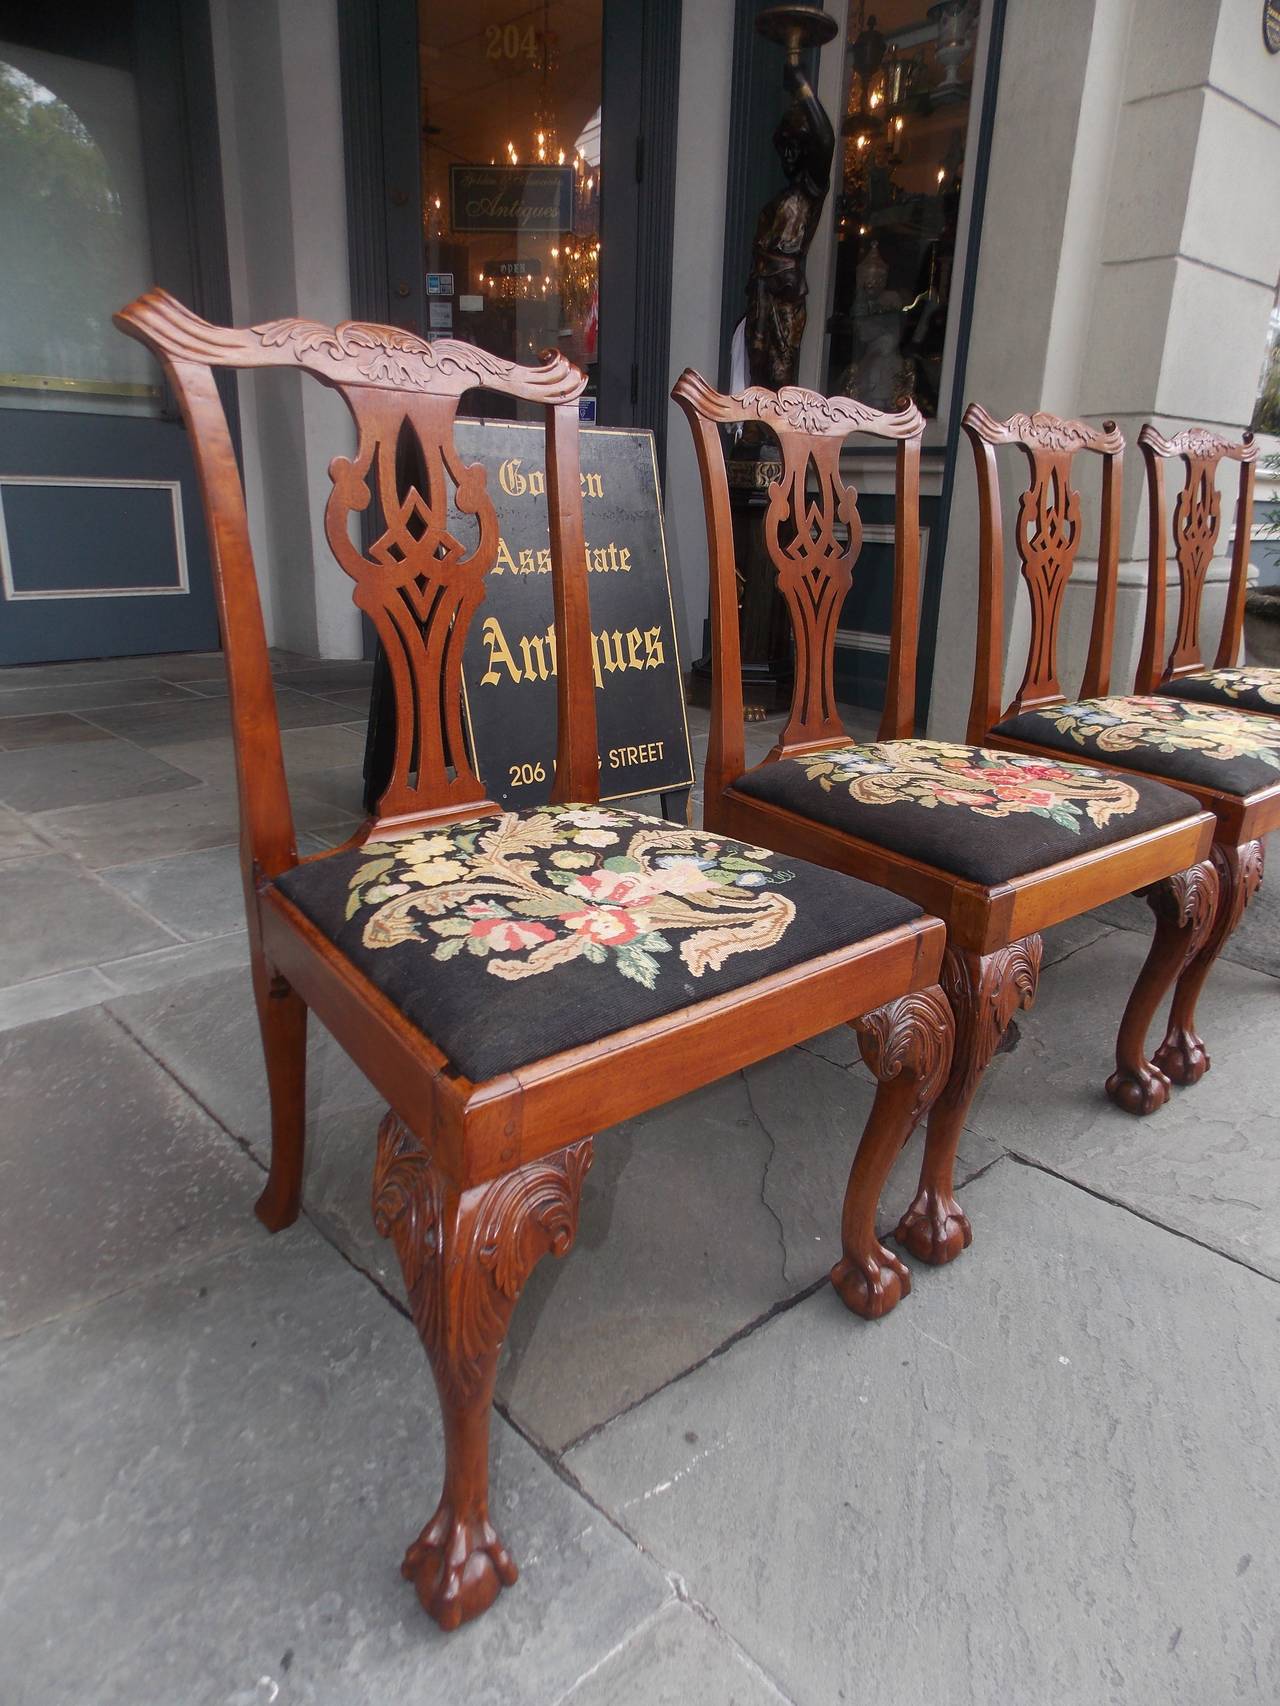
[372,1113,593,1630]
[1106,859,1219,1114]
[1154,840,1264,1085]
[896,938,1042,1266]
[831,987,954,1321]
[252,967,308,1232]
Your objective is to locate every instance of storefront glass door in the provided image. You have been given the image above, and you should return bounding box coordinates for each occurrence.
[418,2,603,417]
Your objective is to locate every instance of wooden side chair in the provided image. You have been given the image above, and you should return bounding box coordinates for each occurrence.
[673,370,1218,1274]
[965,404,1279,1090]
[115,291,958,1632]
[1135,423,1277,714]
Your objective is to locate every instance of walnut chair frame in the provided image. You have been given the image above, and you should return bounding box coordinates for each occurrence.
[674,371,1218,1268]
[116,291,958,1632]
[1135,423,1267,706]
[965,404,1275,1090]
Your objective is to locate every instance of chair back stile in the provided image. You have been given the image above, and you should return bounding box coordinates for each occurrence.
[672,370,925,797]
[113,291,597,885]
[962,405,1125,742]
[1135,424,1257,693]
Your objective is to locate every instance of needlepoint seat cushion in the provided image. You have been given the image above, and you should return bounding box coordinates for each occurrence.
[729,738,1195,886]
[994,695,1280,798]
[1152,667,1280,717]
[273,804,921,1083]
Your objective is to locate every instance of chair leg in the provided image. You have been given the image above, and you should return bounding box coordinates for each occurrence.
[373,1112,593,1631]
[831,986,954,1321]
[896,938,1042,1267]
[1106,859,1220,1114]
[1153,840,1264,1085]
[252,967,308,1232]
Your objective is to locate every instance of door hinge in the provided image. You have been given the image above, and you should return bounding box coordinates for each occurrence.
[630,362,640,408]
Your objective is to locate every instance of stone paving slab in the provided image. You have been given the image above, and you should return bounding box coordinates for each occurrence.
[0,965,119,1031]
[0,736,201,814]
[0,712,114,750]
[82,687,354,749]
[33,784,358,869]
[268,1046,1001,1454]
[0,803,50,863]
[0,854,176,982]
[559,1602,790,1705]
[0,1226,671,1706]
[99,834,328,942]
[108,966,378,1146]
[106,960,1000,1453]
[1095,863,1279,979]
[0,677,198,716]
[567,1161,1280,1706]
[960,927,1280,1280]
[0,1007,264,1337]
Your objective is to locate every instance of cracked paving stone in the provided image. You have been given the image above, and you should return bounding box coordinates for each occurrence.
[558,1602,790,1705]
[0,1007,264,1335]
[956,927,1280,1280]
[0,1225,670,1706]
[566,1160,1280,1706]
[106,979,1004,1458]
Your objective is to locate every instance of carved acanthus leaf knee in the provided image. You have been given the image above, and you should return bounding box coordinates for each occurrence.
[1140,855,1221,969]
[940,935,1042,1101]
[371,1112,594,1630]
[853,985,955,1118]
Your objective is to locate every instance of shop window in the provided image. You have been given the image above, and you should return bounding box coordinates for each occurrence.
[1252,289,1280,437]
[825,0,981,419]
[418,3,602,413]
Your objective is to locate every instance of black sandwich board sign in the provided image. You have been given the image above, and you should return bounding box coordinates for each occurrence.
[360,422,694,815]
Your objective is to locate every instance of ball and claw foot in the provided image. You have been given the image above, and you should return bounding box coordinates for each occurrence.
[895,1187,972,1265]
[831,1243,911,1320]
[401,1503,518,1631]
[1152,1029,1210,1087]
[1104,1059,1172,1116]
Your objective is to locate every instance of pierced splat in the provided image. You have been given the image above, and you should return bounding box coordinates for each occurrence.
[112,290,589,848]
[670,371,924,784]
[963,406,1124,732]
[325,390,497,822]
[765,433,859,748]
[1167,457,1221,670]
[1009,448,1081,710]
[1136,424,1257,692]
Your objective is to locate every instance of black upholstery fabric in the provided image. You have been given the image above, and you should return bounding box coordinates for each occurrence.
[731,738,1195,886]
[995,694,1280,798]
[1154,668,1280,717]
[273,804,921,1083]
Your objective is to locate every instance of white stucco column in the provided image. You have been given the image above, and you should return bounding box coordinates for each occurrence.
[664,0,736,661]
[208,0,360,660]
[928,0,1280,739]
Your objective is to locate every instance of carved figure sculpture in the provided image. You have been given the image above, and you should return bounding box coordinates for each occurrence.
[745,27,836,391]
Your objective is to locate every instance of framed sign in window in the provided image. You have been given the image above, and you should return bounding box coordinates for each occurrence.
[456,421,693,809]
[448,164,575,234]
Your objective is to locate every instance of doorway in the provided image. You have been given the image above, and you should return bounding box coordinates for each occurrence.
[339,0,680,450]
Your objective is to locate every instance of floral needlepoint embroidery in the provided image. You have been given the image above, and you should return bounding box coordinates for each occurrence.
[1035,696,1280,769]
[790,739,1140,833]
[343,807,799,989]
[1174,668,1280,710]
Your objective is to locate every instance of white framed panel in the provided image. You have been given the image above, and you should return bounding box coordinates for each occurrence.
[0,474,190,601]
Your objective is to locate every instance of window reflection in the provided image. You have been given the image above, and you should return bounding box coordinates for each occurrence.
[419,5,602,409]
[0,49,158,413]
[825,0,979,418]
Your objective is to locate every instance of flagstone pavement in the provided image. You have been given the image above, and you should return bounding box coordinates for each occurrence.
[1,653,1276,1706]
